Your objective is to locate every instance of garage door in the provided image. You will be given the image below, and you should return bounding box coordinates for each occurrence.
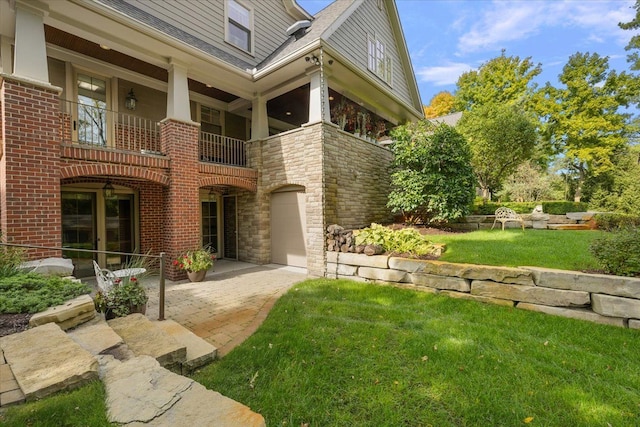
[271,189,307,268]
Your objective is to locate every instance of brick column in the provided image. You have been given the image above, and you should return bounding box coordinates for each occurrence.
[160,119,201,280]
[0,76,62,257]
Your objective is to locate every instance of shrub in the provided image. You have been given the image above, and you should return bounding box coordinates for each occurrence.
[589,227,640,276]
[471,201,537,215]
[354,223,441,257]
[593,213,640,232]
[0,241,26,277]
[0,273,91,314]
[541,201,589,215]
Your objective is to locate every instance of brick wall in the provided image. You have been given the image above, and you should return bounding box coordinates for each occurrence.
[160,119,201,280]
[0,77,62,257]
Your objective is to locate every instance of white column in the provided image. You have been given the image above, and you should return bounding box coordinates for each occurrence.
[251,94,268,140]
[306,69,330,125]
[12,1,49,83]
[166,60,192,122]
[0,36,13,75]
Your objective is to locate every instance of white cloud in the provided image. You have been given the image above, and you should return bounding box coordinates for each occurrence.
[456,0,635,54]
[416,62,474,86]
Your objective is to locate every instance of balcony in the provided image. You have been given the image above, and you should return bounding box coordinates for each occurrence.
[59,100,248,167]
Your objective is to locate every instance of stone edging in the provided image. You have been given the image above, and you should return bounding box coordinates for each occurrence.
[326,252,640,329]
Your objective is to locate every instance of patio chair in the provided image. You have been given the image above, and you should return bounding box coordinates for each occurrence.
[491,207,525,231]
[93,260,117,293]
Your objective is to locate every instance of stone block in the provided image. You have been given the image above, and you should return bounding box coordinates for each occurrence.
[548,214,576,224]
[415,260,534,285]
[471,281,590,307]
[108,313,186,369]
[516,303,626,327]
[566,212,594,221]
[410,272,470,292]
[326,252,338,263]
[389,257,429,273]
[447,222,479,231]
[337,263,358,276]
[592,294,640,318]
[523,267,640,299]
[153,320,217,372]
[29,294,96,330]
[629,319,640,330]
[67,317,124,356]
[461,215,488,223]
[18,257,75,276]
[532,220,547,229]
[358,267,406,282]
[337,253,389,269]
[440,290,514,307]
[0,323,98,401]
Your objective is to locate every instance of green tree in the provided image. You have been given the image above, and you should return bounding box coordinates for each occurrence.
[457,104,538,200]
[589,145,640,213]
[423,91,456,118]
[619,0,640,70]
[387,121,476,224]
[454,50,542,111]
[539,52,635,201]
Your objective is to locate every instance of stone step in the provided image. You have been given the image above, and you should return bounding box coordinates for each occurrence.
[547,223,592,230]
[100,355,265,426]
[153,319,217,373]
[107,313,186,372]
[0,323,98,402]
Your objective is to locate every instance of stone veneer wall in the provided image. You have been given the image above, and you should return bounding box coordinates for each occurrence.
[327,252,640,329]
[242,123,394,276]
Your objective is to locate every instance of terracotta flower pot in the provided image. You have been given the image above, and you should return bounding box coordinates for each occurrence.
[187,270,207,282]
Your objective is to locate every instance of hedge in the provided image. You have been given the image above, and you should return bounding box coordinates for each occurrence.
[471,201,588,215]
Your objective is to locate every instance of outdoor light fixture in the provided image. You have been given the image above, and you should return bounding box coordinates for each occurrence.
[103,181,115,199]
[208,188,217,201]
[305,55,320,66]
[125,88,137,110]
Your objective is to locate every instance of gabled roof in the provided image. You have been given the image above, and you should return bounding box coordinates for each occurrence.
[256,0,357,71]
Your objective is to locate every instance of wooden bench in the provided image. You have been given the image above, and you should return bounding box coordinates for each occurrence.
[491,207,525,231]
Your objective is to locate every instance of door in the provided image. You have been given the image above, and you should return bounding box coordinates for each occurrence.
[76,73,108,146]
[62,192,97,277]
[223,195,237,259]
[201,200,219,252]
[105,195,135,269]
[271,187,307,268]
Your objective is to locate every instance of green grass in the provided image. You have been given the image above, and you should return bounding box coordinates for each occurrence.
[0,381,112,426]
[192,279,640,427]
[428,229,604,271]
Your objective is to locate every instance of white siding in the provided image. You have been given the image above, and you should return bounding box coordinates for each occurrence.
[123,0,298,66]
[327,0,412,107]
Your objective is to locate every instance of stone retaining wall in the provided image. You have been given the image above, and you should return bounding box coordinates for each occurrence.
[450,213,595,230]
[326,252,640,329]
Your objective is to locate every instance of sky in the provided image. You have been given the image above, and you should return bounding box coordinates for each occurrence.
[297,0,637,106]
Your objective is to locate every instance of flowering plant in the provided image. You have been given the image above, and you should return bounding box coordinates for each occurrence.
[173,247,216,272]
[94,276,148,318]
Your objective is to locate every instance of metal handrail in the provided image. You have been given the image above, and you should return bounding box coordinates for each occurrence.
[0,243,167,321]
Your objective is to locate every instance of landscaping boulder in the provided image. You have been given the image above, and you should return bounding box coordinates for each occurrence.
[19,257,74,276]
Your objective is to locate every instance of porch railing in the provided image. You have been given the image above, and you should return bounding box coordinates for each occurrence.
[59,99,161,154]
[199,131,247,167]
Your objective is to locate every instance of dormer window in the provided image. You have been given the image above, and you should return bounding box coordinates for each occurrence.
[367,34,392,85]
[226,0,253,54]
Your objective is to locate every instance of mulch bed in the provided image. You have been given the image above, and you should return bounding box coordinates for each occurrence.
[0,313,32,338]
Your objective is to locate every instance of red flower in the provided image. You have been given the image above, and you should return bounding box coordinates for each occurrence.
[130,277,137,282]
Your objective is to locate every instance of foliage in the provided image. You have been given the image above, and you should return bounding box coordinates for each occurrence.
[454,50,542,111]
[423,91,456,118]
[428,229,602,271]
[537,52,636,201]
[0,381,111,427]
[173,247,216,272]
[593,213,640,231]
[457,103,539,199]
[353,223,440,256]
[388,121,476,224]
[0,273,91,314]
[193,279,640,427]
[590,227,640,276]
[497,161,564,202]
[0,240,26,278]
[619,0,640,70]
[93,275,148,318]
[471,201,538,215]
[588,145,640,213]
[541,201,589,215]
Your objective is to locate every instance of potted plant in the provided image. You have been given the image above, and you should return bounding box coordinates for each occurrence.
[94,276,148,319]
[173,247,216,282]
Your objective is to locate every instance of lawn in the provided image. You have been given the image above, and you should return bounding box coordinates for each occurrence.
[191,279,639,427]
[427,229,604,271]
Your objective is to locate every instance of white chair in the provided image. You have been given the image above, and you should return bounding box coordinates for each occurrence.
[93,260,117,293]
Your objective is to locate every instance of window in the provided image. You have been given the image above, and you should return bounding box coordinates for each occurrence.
[226,0,253,53]
[200,105,222,135]
[367,34,392,85]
